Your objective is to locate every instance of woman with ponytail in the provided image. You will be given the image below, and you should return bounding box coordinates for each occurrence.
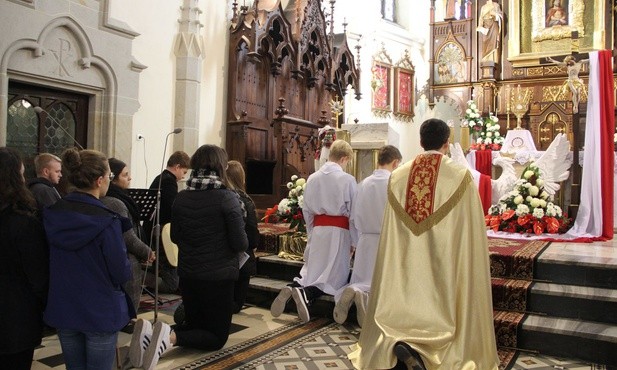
[43,148,133,370]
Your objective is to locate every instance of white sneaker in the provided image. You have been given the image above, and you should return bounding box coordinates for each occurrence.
[354,291,368,327]
[291,287,311,323]
[270,286,292,317]
[142,321,172,370]
[129,319,152,368]
[333,287,355,324]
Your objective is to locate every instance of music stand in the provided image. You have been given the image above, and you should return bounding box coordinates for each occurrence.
[127,188,172,309]
[127,188,157,221]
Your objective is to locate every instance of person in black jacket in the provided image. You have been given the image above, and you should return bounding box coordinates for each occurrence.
[132,145,248,370]
[226,160,259,313]
[0,147,49,370]
[27,153,62,212]
[143,151,189,294]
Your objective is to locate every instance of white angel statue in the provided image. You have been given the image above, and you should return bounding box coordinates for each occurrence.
[449,142,518,204]
[532,133,571,196]
[450,133,571,204]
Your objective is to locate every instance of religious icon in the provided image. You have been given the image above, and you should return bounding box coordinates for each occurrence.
[545,0,569,28]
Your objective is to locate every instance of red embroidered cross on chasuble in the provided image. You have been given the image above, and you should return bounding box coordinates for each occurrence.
[405,154,442,223]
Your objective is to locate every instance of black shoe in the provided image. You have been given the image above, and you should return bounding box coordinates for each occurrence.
[291,287,311,323]
[173,302,185,325]
[393,342,426,370]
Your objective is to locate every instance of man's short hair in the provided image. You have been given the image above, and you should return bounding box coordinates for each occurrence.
[377,145,402,165]
[420,119,450,151]
[167,151,190,168]
[34,153,61,175]
[328,140,354,161]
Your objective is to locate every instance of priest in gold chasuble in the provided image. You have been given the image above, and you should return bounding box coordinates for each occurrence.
[349,119,498,370]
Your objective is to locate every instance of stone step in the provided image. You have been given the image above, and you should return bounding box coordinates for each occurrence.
[256,254,303,282]
[520,314,617,366]
[535,243,617,290]
[247,276,338,323]
[256,254,617,326]
[530,282,617,324]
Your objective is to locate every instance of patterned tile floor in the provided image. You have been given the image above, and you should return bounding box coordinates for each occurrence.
[31,304,609,369]
[29,240,617,369]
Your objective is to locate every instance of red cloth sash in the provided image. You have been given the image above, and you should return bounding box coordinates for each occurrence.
[478,173,492,215]
[475,149,492,176]
[314,214,350,229]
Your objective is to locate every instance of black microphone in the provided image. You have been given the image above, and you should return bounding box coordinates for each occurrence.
[33,106,84,150]
[152,127,182,323]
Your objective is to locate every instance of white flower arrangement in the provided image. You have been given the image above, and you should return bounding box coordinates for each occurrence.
[486,163,571,234]
[463,100,484,132]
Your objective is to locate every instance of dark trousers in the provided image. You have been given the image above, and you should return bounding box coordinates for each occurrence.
[233,275,251,313]
[0,348,34,370]
[144,261,179,294]
[289,281,324,303]
[175,278,234,351]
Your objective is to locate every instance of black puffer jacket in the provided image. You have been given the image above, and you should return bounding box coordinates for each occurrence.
[171,188,248,281]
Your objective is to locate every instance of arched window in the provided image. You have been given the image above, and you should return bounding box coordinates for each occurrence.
[7,81,88,179]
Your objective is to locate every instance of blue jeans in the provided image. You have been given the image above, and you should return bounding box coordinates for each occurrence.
[57,329,118,370]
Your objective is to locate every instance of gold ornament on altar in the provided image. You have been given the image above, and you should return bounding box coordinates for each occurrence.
[510,84,532,130]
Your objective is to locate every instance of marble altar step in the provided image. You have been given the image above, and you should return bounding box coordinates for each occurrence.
[535,242,617,290]
[520,314,617,366]
[530,282,617,324]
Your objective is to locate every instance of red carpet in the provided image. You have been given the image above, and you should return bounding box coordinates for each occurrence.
[489,238,550,369]
[489,238,551,280]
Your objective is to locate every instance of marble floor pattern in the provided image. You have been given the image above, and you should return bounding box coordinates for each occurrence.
[30,239,617,369]
[30,307,609,370]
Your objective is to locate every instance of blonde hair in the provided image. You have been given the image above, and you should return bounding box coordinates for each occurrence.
[34,153,61,176]
[328,140,353,161]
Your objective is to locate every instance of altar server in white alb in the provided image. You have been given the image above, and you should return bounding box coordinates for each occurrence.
[333,145,402,326]
[270,139,358,323]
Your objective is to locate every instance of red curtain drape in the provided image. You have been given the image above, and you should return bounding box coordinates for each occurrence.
[598,50,614,239]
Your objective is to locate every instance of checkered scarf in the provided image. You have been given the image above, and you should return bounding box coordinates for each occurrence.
[186,169,226,190]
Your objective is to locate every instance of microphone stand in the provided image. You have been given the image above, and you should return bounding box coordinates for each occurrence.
[153,128,182,323]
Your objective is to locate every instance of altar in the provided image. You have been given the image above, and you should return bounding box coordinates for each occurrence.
[341,123,399,182]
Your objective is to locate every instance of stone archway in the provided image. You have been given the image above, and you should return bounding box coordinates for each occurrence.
[0,1,145,161]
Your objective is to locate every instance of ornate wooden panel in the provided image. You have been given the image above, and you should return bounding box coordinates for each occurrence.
[226,0,361,208]
[529,101,573,151]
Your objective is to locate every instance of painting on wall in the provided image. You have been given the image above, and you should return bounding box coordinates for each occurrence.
[395,68,413,116]
[545,0,569,28]
[508,0,608,65]
[371,62,391,112]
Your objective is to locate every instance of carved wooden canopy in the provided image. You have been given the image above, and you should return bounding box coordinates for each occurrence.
[226,0,361,208]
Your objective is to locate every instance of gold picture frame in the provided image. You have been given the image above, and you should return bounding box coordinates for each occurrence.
[507,0,609,67]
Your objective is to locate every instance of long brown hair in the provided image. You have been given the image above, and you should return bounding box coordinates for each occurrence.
[0,147,36,215]
[226,160,246,192]
[190,145,229,185]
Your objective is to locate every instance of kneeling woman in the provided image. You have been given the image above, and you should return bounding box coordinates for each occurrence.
[131,145,248,370]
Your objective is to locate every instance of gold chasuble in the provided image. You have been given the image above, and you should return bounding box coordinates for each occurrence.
[349,153,498,370]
